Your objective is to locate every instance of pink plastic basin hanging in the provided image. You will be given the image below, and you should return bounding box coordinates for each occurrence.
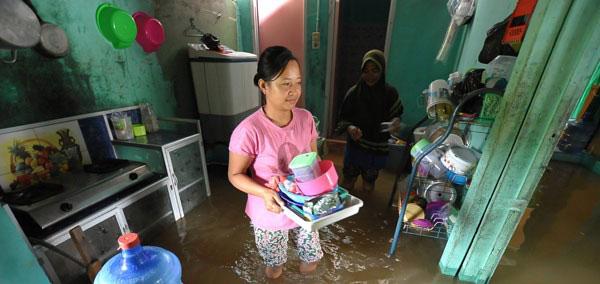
[132,11,165,53]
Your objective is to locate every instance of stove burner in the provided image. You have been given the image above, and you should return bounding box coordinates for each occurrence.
[1,183,64,206]
[83,159,130,174]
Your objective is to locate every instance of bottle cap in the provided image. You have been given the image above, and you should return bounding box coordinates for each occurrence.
[118,232,141,250]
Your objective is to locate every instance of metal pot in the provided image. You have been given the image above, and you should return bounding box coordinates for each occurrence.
[36,23,69,57]
[23,0,69,58]
[0,0,40,49]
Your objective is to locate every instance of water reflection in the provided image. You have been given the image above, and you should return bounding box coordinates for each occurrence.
[229,222,401,283]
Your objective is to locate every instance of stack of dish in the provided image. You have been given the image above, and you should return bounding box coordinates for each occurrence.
[410,139,447,179]
[278,159,347,220]
[441,146,478,185]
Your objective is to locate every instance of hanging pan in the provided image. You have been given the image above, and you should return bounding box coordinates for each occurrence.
[23,0,70,58]
[0,0,40,49]
[0,0,41,63]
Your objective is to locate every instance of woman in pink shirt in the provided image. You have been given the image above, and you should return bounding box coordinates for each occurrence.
[228,46,323,279]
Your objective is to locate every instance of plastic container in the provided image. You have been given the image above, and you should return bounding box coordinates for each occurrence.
[426,80,454,120]
[96,3,137,49]
[421,181,457,204]
[94,233,182,284]
[132,124,146,136]
[140,103,159,133]
[403,203,425,222]
[415,149,447,179]
[289,152,321,182]
[410,139,431,158]
[295,160,337,196]
[426,123,465,146]
[411,140,447,179]
[441,146,478,175]
[111,113,134,140]
[282,195,363,232]
[133,11,165,53]
[446,170,468,186]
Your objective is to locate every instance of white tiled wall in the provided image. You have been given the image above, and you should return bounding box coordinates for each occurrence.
[0,121,91,192]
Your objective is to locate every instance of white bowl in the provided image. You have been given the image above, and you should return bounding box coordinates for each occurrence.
[441,146,478,175]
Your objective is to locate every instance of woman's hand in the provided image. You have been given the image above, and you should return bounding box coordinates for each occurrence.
[347,125,363,141]
[261,187,285,213]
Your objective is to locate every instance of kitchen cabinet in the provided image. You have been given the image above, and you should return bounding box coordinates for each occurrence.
[110,116,211,220]
[35,177,171,284]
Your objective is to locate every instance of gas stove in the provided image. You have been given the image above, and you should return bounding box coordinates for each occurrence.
[5,160,155,237]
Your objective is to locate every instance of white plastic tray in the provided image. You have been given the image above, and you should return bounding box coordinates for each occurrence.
[282,195,363,232]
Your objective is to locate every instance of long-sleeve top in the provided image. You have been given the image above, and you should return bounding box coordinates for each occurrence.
[337,82,402,154]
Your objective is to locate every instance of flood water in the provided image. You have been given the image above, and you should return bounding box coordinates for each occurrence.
[146,149,600,283]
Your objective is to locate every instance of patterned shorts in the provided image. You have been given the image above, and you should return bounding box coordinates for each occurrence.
[253,226,324,267]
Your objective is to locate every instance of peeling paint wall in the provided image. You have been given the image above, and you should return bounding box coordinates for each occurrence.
[236,0,255,53]
[0,0,174,129]
[386,0,464,126]
[0,0,239,129]
[154,0,238,118]
[304,0,330,132]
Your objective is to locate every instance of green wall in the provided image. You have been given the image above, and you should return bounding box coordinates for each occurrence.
[0,207,49,283]
[236,0,254,53]
[0,0,176,129]
[304,0,330,132]
[386,0,464,126]
[153,0,238,118]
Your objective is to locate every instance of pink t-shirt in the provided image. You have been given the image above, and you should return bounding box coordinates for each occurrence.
[229,107,318,230]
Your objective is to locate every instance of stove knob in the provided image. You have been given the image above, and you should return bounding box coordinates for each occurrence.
[60,202,73,212]
[129,172,138,180]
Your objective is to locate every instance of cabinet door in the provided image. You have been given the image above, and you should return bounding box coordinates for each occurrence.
[122,180,172,237]
[166,140,207,190]
[179,182,208,214]
[40,213,122,284]
[164,138,210,218]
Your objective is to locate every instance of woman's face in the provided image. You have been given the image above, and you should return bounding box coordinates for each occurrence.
[361,61,382,87]
[260,60,302,111]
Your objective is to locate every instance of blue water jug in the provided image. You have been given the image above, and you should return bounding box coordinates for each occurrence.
[94,233,182,284]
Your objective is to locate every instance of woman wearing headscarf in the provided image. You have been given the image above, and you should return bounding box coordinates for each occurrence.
[337,49,403,192]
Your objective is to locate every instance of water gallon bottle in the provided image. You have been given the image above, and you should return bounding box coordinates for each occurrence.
[94,233,182,284]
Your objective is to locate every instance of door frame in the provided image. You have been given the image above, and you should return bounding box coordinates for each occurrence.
[439,0,600,281]
[324,0,396,138]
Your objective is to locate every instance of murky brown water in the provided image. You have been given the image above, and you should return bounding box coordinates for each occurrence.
[147,151,600,283]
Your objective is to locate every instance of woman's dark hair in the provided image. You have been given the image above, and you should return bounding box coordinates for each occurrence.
[253,46,297,86]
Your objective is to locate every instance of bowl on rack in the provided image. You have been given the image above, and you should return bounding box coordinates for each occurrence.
[441,146,478,175]
[420,180,457,204]
[446,170,468,185]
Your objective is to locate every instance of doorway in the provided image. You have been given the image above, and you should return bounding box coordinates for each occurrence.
[254,0,306,107]
[326,0,392,139]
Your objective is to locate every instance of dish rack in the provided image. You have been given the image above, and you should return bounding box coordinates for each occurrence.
[387,87,504,256]
[398,176,458,240]
[402,221,453,240]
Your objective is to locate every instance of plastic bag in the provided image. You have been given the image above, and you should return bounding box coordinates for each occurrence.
[478,16,517,64]
[447,0,477,26]
[437,0,477,62]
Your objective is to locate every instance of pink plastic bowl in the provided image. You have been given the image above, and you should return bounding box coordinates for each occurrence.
[295,160,338,196]
[132,11,165,53]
